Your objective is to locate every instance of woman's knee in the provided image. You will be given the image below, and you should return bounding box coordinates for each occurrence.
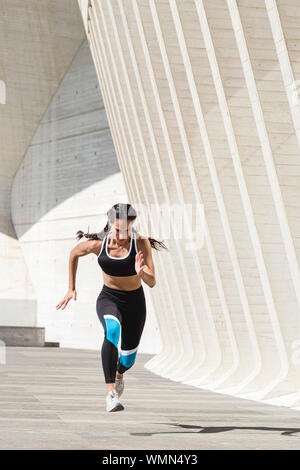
[103,315,121,348]
[119,346,138,369]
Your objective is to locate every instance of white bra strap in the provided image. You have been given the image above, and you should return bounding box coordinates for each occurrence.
[98,231,109,257]
[133,231,138,254]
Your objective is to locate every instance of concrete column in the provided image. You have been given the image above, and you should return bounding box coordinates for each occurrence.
[78,0,300,409]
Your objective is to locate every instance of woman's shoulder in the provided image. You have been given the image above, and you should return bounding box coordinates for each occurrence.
[134,231,146,239]
[134,232,151,250]
[134,231,149,242]
[85,237,104,256]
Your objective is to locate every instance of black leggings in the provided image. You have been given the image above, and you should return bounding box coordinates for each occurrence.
[96,284,147,384]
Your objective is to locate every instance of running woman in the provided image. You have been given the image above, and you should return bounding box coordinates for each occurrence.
[56,203,167,412]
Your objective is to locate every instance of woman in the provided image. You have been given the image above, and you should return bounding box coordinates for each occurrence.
[56,203,167,412]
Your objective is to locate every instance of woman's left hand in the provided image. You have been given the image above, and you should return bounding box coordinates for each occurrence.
[135,250,145,277]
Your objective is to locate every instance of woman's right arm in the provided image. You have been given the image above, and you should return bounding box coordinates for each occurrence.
[56,239,102,310]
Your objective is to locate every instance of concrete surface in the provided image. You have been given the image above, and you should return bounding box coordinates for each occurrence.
[0,327,45,347]
[0,347,300,450]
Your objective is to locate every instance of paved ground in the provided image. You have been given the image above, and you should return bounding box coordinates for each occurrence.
[0,347,300,450]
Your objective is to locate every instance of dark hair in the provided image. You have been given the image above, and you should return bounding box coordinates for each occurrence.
[76,203,168,251]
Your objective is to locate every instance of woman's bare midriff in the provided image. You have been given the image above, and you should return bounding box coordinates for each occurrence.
[102,272,142,291]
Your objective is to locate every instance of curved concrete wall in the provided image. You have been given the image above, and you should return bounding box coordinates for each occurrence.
[0,0,85,327]
[1,0,161,354]
[10,38,161,353]
[79,0,300,410]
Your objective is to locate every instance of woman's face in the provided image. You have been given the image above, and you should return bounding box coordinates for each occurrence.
[111,219,132,242]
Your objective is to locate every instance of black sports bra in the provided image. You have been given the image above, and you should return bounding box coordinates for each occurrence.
[97,229,138,277]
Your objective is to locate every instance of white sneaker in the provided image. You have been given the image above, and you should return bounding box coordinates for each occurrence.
[106,389,124,412]
[115,376,124,397]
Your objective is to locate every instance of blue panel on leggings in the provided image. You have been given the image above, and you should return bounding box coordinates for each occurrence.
[104,318,120,348]
[120,350,137,367]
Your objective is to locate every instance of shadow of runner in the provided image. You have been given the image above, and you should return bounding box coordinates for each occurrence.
[130,423,300,437]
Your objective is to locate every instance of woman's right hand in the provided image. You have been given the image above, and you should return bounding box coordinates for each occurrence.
[56,289,77,310]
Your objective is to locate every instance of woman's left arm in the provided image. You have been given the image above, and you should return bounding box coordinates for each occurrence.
[135,238,156,288]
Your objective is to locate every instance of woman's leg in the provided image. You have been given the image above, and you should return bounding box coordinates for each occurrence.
[96,294,122,393]
[116,289,146,376]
